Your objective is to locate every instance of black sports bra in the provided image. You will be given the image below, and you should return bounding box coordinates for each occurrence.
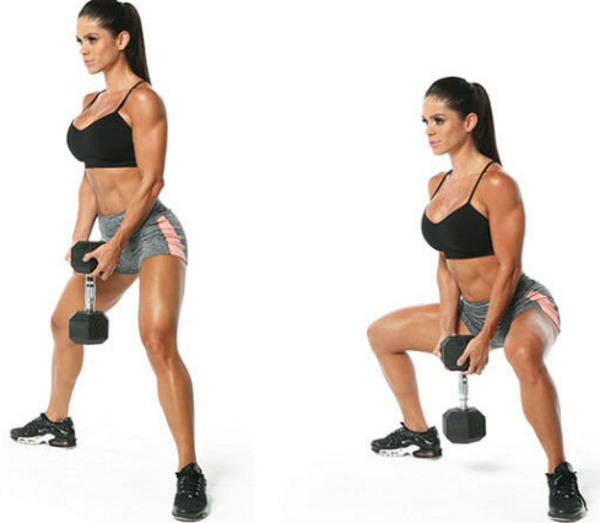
[66,80,144,168]
[421,161,495,260]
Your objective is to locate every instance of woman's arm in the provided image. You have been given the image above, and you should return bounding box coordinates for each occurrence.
[67,174,98,261]
[426,173,462,354]
[434,252,461,356]
[111,87,167,249]
[437,253,461,335]
[69,92,102,252]
[459,170,524,373]
[85,86,167,279]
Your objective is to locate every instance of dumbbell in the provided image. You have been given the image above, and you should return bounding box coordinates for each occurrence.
[68,241,109,345]
[441,335,486,444]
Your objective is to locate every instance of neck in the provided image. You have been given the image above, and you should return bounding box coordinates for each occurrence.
[102,58,140,93]
[448,142,490,177]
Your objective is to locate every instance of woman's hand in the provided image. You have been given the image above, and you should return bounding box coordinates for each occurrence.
[83,240,122,280]
[65,239,86,264]
[457,334,491,375]
[65,243,74,264]
[433,333,454,359]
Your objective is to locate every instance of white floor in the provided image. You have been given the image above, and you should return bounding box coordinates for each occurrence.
[0,423,254,523]
[2,313,597,523]
[266,429,597,523]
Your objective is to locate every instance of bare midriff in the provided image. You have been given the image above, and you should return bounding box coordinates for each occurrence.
[447,255,510,303]
[86,167,142,216]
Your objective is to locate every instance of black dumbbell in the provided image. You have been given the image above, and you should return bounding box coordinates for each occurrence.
[441,335,486,444]
[68,241,109,345]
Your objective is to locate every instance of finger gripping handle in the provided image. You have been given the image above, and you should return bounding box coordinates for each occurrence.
[71,241,106,274]
[441,335,474,372]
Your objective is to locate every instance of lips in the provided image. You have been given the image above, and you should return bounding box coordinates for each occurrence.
[429,141,440,147]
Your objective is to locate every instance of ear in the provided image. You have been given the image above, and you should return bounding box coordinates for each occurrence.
[464,112,478,133]
[116,30,130,51]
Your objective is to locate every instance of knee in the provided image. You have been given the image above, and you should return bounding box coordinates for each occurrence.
[505,342,545,386]
[140,327,178,370]
[367,315,406,356]
[50,311,69,341]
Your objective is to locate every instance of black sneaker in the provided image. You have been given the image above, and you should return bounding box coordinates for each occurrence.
[371,422,442,458]
[10,413,76,448]
[547,462,587,522]
[172,463,208,521]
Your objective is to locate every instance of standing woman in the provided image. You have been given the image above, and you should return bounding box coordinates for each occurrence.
[10,1,207,520]
[367,77,587,522]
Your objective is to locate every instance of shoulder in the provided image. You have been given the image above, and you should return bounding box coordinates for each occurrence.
[427,171,448,197]
[81,91,100,108]
[126,82,166,121]
[480,164,522,206]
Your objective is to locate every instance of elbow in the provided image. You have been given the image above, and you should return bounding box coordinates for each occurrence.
[149,179,165,200]
[510,265,522,287]
[499,261,522,286]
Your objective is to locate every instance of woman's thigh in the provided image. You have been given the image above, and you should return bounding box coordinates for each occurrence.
[503,308,559,364]
[137,255,186,343]
[368,304,471,354]
[52,272,138,327]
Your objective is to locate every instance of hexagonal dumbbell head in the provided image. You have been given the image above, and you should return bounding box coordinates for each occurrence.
[69,311,109,345]
[443,407,486,444]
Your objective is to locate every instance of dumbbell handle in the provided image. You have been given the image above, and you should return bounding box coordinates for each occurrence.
[458,373,469,410]
[84,276,97,313]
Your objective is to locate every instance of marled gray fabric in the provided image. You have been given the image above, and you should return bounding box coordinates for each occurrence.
[458,274,560,349]
[98,200,188,274]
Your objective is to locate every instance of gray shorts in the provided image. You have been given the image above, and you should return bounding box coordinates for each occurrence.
[458,274,560,349]
[98,200,188,274]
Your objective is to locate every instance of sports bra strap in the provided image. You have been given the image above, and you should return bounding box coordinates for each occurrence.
[430,170,452,200]
[115,80,145,112]
[467,160,495,202]
[83,90,105,110]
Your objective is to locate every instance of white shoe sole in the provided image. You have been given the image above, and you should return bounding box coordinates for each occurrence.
[15,433,75,448]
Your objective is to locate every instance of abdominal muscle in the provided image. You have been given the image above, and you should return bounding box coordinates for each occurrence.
[86,167,142,216]
[446,255,508,303]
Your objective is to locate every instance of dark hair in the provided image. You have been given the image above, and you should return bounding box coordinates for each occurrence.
[425,77,501,165]
[79,0,150,84]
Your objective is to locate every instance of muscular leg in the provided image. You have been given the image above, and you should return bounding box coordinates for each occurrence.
[503,309,564,473]
[367,304,471,432]
[46,272,138,422]
[138,255,196,470]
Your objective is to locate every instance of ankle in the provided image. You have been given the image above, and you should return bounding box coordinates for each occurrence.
[548,456,567,474]
[403,421,429,433]
[178,458,198,472]
[44,411,67,424]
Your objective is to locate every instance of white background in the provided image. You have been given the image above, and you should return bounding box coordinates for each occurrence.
[0,1,598,522]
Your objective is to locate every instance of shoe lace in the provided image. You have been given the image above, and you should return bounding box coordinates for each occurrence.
[21,415,47,435]
[383,424,414,444]
[177,469,206,498]
[550,471,579,499]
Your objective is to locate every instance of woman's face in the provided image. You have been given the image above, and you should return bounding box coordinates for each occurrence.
[422,96,474,156]
[76,16,124,75]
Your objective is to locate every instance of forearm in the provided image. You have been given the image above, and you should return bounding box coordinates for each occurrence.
[110,176,164,249]
[72,175,98,241]
[437,255,461,335]
[478,263,522,341]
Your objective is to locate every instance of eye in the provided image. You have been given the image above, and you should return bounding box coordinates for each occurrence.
[434,117,445,125]
[87,36,98,44]
[421,117,428,125]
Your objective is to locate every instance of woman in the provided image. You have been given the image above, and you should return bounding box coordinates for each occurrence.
[367,77,587,522]
[9,1,206,521]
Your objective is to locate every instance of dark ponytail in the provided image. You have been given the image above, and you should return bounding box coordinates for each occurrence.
[425,77,501,165]
[79,0,151,84]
